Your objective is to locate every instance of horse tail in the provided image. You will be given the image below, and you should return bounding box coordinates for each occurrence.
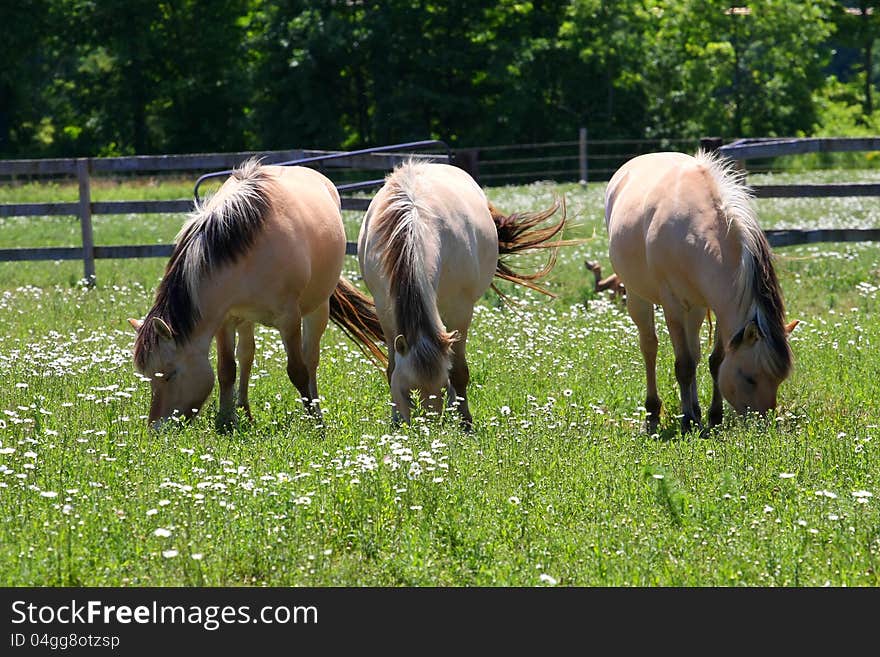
[489,196,579,298]
[329,277,388,367]
[371,164,456,377]
[705,309,714,349]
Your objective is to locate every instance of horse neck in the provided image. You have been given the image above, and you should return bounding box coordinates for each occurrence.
[189,268,241,339]
[157,265,235,355]
[712,242,779,345]
[713,282,756,344]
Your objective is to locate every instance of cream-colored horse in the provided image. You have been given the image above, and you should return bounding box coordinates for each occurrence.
[359,161,568,429]
[605,150,798,434]
[129,160,384,430]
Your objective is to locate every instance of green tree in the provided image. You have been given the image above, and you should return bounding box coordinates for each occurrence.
[644,0,835,139]
[0,1,52,155]
[832,0,880,116]
[557,0,649,138]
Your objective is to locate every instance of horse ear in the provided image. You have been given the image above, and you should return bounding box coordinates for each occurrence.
[127,318,143,332]
[394,334,408,356]
[785,319,800,336]
[742,320,762,345]
[152,317,174,341]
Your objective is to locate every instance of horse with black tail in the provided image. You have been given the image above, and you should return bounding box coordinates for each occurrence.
[358,160,572,429]
[129,159,385,430]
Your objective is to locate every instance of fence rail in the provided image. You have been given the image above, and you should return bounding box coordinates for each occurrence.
[0,143,447,282]
[764,228,880,247]
[454,135,702,185]
[3,135,880,284]
[753,183,880,198]
[718,137,880,161]
[708,136,880,202]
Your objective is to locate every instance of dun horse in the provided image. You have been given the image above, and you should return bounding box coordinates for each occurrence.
[358,160,570,429]
[605,150,798,434]
[129,160,384,430]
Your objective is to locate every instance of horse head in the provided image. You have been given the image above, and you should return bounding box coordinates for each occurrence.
[389,333,454,423]
[129,317,214,430]
[719,318,799,417]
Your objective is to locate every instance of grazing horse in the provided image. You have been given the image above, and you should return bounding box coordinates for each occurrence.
[358,160,569,429]
[604,150,798,434]
[129,160,385,430]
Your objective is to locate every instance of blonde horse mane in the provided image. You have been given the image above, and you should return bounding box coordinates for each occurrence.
[371,161,456,377]
[134,158,272,368]
[695,149,792,378]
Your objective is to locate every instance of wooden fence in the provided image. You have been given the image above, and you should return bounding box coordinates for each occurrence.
[455,133,701,185]
[0,146,449,282]
[703,136,880,248]
[3,136,880,283]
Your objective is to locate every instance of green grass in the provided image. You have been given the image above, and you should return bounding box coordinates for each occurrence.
[0,173,878,586]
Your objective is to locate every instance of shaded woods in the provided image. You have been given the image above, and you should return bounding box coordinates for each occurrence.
[1,1,876,158]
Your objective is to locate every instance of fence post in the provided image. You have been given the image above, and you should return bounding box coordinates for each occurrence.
[699,136,746,172]
[454,149,480,183]
[699,136,723,153]
[579,127,588,185]
[76,158,96,285]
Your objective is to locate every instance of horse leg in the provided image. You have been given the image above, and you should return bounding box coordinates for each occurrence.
[215,320,237,430]
[236,321,255,420]
[626,292,661,433]
[708,330,725,428]
[301,301,330,419]
[448,329,473,432]
[663,305,704,434]
[280,315,316,419]
[385,348,403,426]
[683,306,706,427]
[377,320,402,426]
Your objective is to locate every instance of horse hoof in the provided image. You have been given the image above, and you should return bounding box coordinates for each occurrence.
[698,424,720,438]
[680,419,704,435]
[215,415,237,433]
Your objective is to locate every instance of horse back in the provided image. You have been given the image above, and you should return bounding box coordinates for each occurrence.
[605,152,739,306]
[360,163,498,310]
[218,165,345,321]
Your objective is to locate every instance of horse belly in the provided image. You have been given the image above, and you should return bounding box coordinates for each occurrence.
[236,214,345,322]
[614,228,710,310]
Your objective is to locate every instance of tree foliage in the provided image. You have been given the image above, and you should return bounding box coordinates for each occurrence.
[0,0,871,157]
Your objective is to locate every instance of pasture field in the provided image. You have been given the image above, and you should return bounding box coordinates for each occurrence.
[0,170,878,586]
